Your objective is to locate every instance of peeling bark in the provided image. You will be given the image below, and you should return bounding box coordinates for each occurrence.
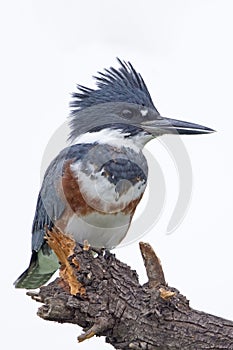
[28,234,233,349]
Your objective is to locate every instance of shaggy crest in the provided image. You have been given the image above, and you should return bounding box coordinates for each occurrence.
[70,58,156,114]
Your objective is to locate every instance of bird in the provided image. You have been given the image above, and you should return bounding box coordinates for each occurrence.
[14,58,214,289]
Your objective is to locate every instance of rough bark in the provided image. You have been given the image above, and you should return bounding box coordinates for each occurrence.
[28,231,233,350]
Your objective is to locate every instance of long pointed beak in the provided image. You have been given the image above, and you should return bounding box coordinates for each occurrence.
[141,117,215,136]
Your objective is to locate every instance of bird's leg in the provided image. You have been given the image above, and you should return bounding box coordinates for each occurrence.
[79,241,105,256]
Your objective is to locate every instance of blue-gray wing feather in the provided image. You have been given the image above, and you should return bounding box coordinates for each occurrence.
[31,143,96,252]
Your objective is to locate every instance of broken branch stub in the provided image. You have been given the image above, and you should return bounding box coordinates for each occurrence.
[27,231,233,349]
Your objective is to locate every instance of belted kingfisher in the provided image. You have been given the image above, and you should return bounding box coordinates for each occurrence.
[14,58,214,289]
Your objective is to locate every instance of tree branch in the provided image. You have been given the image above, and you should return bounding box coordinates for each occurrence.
[27,230,233,349]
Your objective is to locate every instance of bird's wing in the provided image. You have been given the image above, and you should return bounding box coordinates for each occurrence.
[31,143,95,253]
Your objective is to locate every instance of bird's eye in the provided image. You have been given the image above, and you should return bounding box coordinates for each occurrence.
[122,109,133,118]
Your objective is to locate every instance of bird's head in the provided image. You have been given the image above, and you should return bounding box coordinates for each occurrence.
[69,59,214,146]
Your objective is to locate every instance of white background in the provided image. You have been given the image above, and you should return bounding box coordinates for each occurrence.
[1,1,233,349]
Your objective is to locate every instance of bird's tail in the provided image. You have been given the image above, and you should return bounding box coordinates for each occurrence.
[14,247,59,289]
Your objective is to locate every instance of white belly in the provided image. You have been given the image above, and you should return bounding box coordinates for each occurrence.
[65,212,131,249]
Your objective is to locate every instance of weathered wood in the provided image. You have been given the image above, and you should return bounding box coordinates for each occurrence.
[28,238,233,349]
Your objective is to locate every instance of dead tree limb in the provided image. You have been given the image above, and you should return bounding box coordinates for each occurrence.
[28,229,233,349]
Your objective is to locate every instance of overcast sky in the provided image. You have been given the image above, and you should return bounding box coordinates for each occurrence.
[1,1,233,349]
